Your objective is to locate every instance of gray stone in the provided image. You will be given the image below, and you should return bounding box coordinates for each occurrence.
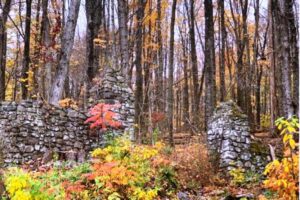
[207,100,254,171]
[24,146,34,153]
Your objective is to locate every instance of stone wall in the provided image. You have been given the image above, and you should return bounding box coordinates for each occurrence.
[0,100,98,165]
[0,69,135,165]
[207,101,270,172]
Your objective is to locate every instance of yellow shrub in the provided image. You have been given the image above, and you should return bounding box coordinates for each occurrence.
[229,167,246,186]
[263,117,299,200]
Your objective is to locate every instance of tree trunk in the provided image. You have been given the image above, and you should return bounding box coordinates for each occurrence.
[167,0,177,146]
[268,0,277,135]
[275,0,294,118]
[118,0,129,78]
[85,0,102,100]
[21,0,32,99]
[218,0,226,102]
[38,0,52,100]
[155,0,164,112]
[0,0,12,100]
[285,0,298,115]
[179,28,190,130]
[204,0,216,129]
[188,0,200,128]
[49,0,81,105]
[134,0,146,142]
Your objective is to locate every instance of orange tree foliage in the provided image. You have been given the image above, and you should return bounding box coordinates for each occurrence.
[85,103,122,131]
[59,98,78,109]
[263,117,299,200]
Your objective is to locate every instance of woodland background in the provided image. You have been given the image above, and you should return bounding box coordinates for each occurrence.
[0,0,298,143]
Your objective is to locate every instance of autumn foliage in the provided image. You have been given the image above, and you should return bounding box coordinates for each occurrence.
[263,117,299,200]
[85,103,122,131]
[151,111,166,124]
[2,137,178,200]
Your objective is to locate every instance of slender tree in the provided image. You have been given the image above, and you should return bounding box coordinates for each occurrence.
[218,0,226,101]
[155,0,164,112]
[204,0,216,129]
[118,0,129,78]
[38,0,51,99]
[134,0,147,142]
[188,0,200,128]
[0,0,12,100]
[49,0,81,105]
[167,0,177,146]
[21,0,32,99]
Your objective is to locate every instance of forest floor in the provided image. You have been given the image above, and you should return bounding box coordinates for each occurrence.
[165,131,282,200]
[0,131,285,200]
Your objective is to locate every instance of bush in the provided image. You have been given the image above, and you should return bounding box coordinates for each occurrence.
[87,137,177,199]
[169,144,214,191]
[263,117,299,200]
[2,137,177,200]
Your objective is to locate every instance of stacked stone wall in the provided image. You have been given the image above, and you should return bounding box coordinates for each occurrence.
[0,100,97,165]
[207,101,270,172]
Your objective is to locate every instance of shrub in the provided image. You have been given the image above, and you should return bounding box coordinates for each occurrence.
[85,103,122,131]
[2,137,178,200]
[263,117,299,200]
[86,137,177,199]
[169,143,213,191]
[229,167,245,186]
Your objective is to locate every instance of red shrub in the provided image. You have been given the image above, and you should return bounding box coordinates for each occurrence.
[85,103,122,131]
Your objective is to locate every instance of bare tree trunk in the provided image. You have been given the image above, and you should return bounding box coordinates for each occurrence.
[275,0,294,118]
[134,0,146,142]
[38,0,52,100]
[0,0,12,100]
[188,0,200,129]
[204,0,216,129]
[49,0,81,105]
[268,0,279,135]
[21,0,32,99]
[85,0,102,102]
[167,0,177,146]
[285,0,299,115]
[218,0,226,102]
[155,0,164,112]
[118,0,129,78]
[179,28,189,130]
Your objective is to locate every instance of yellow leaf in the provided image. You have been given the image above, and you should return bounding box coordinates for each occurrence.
[283,134,292,143]
[105,155,113,162]
[287,126,296,133]
[289,139,296,149]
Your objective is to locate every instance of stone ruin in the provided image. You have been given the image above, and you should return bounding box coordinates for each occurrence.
[89,67,135,137]
[207,101,270,172]
[0,100,96,165]
[0,69,135,166]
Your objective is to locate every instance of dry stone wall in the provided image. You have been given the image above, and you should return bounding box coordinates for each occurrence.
[0,100,98,165]
[207,101,270,172]
[0,69,135,165]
